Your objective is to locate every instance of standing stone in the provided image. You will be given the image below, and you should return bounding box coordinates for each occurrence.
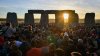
[55,13,59,27]
[74,13,79,24]
[40,13,49,28]
[68,13,74,24]
[68,13,79,27]
[55,12,64,29]
[6,12,18,27]
[24,13,34,26]
[85,13,95,27]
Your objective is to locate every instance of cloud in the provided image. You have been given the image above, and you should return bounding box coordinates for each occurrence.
[0,0,100,19]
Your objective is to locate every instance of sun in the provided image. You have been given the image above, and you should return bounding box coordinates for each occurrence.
[64,13,69,19]
[63,13,69,23]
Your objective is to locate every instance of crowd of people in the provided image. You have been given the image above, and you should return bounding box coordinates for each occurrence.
[0,23,100,56]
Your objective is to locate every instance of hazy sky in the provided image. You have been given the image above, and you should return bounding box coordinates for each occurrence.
[0,0,100,19]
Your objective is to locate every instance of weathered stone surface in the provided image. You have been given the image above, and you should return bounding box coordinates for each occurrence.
[40,13,49,28]
[55,12,64,29]
[24,13,34,26]
[85,13,95,27]
[27,10,78,29]
[68,13,79,25]
[6,12,18,27]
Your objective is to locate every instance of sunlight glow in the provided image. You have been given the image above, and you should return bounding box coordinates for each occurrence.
[63,13,69,23]
[64,13,69,19]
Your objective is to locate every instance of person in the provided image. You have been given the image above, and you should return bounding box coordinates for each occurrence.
[26,39,42,56]
[56,37,63,48]
[48,43,56,56]
[1,23,16,40]
[41,40,49,56]
[55,48,64,56]
[0,36,5,56]
[0,36,4,49]
[8,45,22,56]
[26,48,42,56]
[77,38,86,56]
[71,52,82,56]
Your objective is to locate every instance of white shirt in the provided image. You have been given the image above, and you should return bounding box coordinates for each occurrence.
[64,32,69,36]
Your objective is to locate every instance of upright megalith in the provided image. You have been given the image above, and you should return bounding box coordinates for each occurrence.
[85,13,95,27]
[24,13,34,26]
[6,12,18,27]
[55,12,64,29]
[68,13,79,26]
[74,13,79,24]
[26,10,79,28]
[40,13,49,28]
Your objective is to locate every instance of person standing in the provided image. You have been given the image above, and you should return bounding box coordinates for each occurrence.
[1,23,16,40]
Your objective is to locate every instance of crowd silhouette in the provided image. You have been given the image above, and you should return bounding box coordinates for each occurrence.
[0,23,100,56]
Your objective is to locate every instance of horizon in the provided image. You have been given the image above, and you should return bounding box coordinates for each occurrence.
[0,0,100,19]
[0,18,100,20]
[0,18,100,23]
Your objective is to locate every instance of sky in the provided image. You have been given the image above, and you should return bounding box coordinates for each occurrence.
[0,0,100,19]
